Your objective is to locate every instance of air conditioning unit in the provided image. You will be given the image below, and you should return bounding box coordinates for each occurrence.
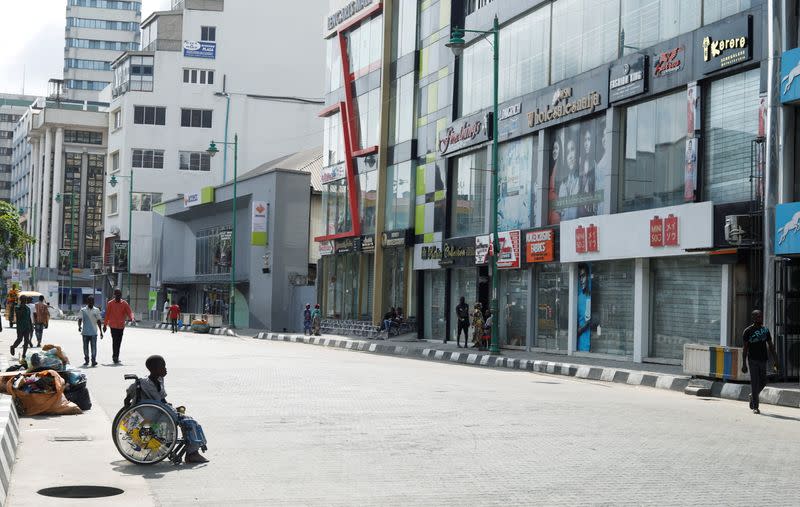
[724,214,754,245]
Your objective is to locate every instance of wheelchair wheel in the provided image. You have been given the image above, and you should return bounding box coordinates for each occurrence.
[112,402,178,465]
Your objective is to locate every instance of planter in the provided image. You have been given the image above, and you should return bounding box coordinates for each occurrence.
[191,322,210,334]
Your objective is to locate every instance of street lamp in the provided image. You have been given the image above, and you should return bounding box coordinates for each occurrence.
[448,16,501,355]
[109,173,133,297]
[207,133,238,328]
[54,192,78,311]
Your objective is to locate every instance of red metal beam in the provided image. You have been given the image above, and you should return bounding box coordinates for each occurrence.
[337,31,361,237]
[318,102,341,118]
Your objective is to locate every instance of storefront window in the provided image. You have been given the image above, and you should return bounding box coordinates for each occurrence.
[326,253,359,319]
[577,261,635,356]
[382,247,406,313]
[499,270,528,347]
[452,149,488,236]
[322,179,351,235]
[195,226,232,275]
[424,271,446,340]
[385,161,414,231]
[547,115,610,224]
[703,0,751,25]
[535,263,569,351]
[551,0,619,83]
[622,90,687,212]
[651,257,721,359]
[451,268,477,341]
[703,68,760,204]
[359,169,378,235]
[620,0,700,55]
[498,136,536,231]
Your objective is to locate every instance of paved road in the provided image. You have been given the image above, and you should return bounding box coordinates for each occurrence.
[4,320,800,506]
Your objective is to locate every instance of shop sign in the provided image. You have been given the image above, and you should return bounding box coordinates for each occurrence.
[321,162,346,184]
[527,87,602,129]
[112,240,129,273]
[653,46,684,78]
[183,186,214,208]
[319,241,334,256]
[440,237,476,267]
[251,201,268,246]
[699,15,752,74]
[183,41,216,59]
[475,234,492,265]
[496,230,521,269]
[499,103,521,120]
[780,47,800,104]
[438,112,491,157]
[525,228,556,263]
[775,202,800,255]
[609,54,646,102]
[561,202,713,263]
[327,0,373,31]
[413,242,442,270]
[334,237,357,254]
[381,229,412,247]
[360,234,375,253]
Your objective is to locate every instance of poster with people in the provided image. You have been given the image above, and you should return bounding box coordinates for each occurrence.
[547,116,610,225]
[576,262,592,352]
[57,249,71,277]
[498,136,535,231]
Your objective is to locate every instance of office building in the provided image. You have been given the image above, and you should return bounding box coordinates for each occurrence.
[1,94,37,203]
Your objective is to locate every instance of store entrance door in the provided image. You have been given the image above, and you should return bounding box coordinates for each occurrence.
[774,259,800,380]
[478,266,490,311]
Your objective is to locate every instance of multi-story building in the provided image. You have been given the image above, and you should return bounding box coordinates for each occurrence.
[104,0,325,313]
[1,94,37,203]
[317,1,800,373]
[64,0,142,101]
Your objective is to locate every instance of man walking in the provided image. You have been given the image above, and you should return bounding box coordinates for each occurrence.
[103,289,135,365]
[741,309,778,414]
[33,295,49,347]
[78,296,103,367]
[10,297,33,357]
[455,296,470,348]
[168,300,181,333]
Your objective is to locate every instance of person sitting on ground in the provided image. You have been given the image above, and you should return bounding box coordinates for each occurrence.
[127,355,209,464]
[382,307,396,332]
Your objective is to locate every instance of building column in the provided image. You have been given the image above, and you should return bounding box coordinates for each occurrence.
[720,263,734,346]
[567,263,577,355]
[27,141,39,267]
[39,129,53,267]
[49,127,64,269]
[633,257,650,363]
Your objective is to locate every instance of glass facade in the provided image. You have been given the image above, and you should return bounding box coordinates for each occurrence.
[498,270,528,347]
[535,263,569,351]
[62,153,82,264]
[382,247,406,312]
[451,149,488,237]
[551,0,619,83]
[498,135,537,231]
[385,161,414,231]
[346,14,383,75]
[424,271,446,340]
[620,0,700,55]
[358,168,378,235]
[322,180,351,235]
[450,268,477,340]
[85,154,105,263]
[195,226,232,275]
[357,88,381,149]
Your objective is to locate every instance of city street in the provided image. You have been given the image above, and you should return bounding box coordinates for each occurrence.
[3,319,800,506]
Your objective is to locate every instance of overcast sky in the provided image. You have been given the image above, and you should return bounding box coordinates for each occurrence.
[0,0,171,97]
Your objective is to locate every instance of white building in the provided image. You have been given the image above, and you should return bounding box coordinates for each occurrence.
[64,0,142,102]
[1,94,37,203]
[103,0,325,311]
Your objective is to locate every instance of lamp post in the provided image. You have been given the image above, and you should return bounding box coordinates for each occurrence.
[215,91,231,183]
[447,16,501,354]
[207,133,238,328]
[109,172,133,297]
[54,192,78,311]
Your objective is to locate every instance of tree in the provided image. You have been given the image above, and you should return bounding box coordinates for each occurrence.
[0,201,34,269]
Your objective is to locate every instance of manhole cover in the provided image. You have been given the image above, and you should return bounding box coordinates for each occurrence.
[38,486,124,499]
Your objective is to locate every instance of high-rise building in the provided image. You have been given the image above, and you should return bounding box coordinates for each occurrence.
[0,94,37,203]
[64,0,142,102]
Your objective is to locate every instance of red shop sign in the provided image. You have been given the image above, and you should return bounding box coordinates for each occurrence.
[650,216,664,247]
[586,224,598,252]
[664,214,679,246]
[575,226,587,254]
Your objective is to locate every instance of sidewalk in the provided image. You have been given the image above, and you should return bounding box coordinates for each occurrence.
[252,331,800,410]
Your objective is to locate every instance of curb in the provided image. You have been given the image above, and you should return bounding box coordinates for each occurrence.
[152,323,236,336]
[253,332,692,394]
[0,357,20,506]
[685,379,800,409]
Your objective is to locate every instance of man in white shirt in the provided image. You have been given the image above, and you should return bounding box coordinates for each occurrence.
[78,296,104,367]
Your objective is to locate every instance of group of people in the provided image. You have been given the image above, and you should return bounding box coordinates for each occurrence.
[455,297,492,350]
[381,306,405,335]
[302,303,322,336]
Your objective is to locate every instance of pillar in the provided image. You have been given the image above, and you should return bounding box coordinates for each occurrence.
[27,140,39,266]
[720,264,734,346]
[49,127,64,269]
[633,258,650,363]
[567,263,577,355]
[39,129,53,267]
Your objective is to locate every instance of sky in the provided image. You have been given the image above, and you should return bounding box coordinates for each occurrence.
[0,0,171,97]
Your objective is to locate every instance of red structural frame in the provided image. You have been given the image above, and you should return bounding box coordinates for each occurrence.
[315,2,383,243]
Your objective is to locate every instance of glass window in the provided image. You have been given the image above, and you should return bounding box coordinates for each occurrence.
[359,168,378,235]
[347,15,382,74]
[389,73,415,145]
[325,37,343,93]
[111,151,119,171]
[85,154,104,262]
[132,149,164,169]
[499,270,528,347]
[620,0,700,55]
[392,0,417,60]
[323,114,344,167]
[382,247,406,313]
[498,136,536,231]
[133,106,166,126]
[131,192,162,211]
[703,0,751,25]
[179,151,212,171]
[424,270,446,340]
[451,150,488,236]
[385,161,414,231]
[180,109,213,128]
[64,130,103,145]
[703,68,760,203]
[577,261,635,356]
[108,194,118,215]
[356,88,380,149]
[651,257,721,359]
[322,179,351,235]
[551,0,619,83]
[622,90,687,212]
[535,263,569,351]
[201,26,216,42]
[196,226,232,275]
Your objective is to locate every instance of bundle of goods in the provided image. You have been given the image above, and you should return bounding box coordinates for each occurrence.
[59,370,92,411]
[26,344,70,373]
[6,370,81,416]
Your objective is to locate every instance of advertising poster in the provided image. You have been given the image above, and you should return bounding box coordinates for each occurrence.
[684,137,698,201]
[183,41,216,59]
[113,240,129,273]
[148,290,158,312]
[251,201,268,246]
[217,230,232,267]
[776,202,800,255]
[496,230,521,269]
[58,249,71,276]
[475,235,491,265]
[498,137,535,231]
[576,263,592,352]
[547,115,610,224]
[525,228,556,263]
[687,82,700,133]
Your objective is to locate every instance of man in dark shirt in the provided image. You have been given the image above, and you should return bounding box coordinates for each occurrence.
[455,297,470,348]
[741,309,778,414]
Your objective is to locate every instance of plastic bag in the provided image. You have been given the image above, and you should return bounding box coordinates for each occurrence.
[26,350,64,372]
[42,344,70,365]
[6,370,82,416]
[177,319,183,327]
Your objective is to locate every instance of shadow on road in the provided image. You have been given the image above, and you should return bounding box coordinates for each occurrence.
[761,412,800,423]
[110,459,208,479]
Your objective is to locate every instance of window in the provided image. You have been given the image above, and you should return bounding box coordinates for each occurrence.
[551,0,619,83]
[620,0,700,55]
[180,108,212,128]
[389,73,414,145]
[133,106,166,125]
[64,58,111,71]
[196,226,232,275]
[323,114,344,166]
[129,56,154,92]
[358,167,378,235]
[346,15,382,75]
[201,26,216,42]
[703,0,752,25]
[356,88,380,148]
[322,180,351,235]
[179,151,211,171]
[132,149,164,169]
[182,69,214,85]
[64,130,103,145]
[0,148,12,156]
[703,68,760,203]
[113,110,122,129]
[67,0,141,11]
[622,90,687,212]
[108,194,118,215]
[66,17,138,31]
[391,0,417,60]
[62,153,82,261]
[110,151,120,171]
[0,114,21,123]
[65,79,110,91]
[131,192,162,211]
[324,37,343,93]
[451,150,488,236]
[385,161,414,231]
[66,38,139,51]
[0,131,12,140]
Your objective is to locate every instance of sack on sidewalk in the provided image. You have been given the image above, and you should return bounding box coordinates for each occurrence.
[6,370,82,416]
[64,384,92,411]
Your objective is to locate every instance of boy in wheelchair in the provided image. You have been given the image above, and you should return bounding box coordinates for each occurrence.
[126,355,209,463]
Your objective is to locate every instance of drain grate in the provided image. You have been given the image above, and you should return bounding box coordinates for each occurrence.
[38,486,124,499]
[49,435,92,442]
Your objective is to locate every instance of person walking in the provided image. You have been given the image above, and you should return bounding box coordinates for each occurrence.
[10,297,33,358]
[471,303,484,349]
[455,297,470,348]
[741,309,779,414]
[311,304,322,336]
[26,297,36,345]
[78,296,103,367]
[168,301,181,333]
[103,289,135,365]
[33,295,49,347]
[303,304,312,335]
[163,299,170,324]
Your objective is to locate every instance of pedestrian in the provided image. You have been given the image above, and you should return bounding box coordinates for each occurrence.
[103,288,135,365]
[482,309,493,350]
[33,295,49,347]
[78,295,103,367]
[26,297,36,345]
[168,300,181,333]
[382,307,396,333]
[163,299,170,323]
[311,303,322,336]
[741,309,779,414]
[471,303,484,349]
[5,283,19,328]
[10,296,33,358]
[455,296,470,348]
[303,304,312,335]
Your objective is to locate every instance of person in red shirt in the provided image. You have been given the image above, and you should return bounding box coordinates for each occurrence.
[168,301,181,334]
[103,289,135,364]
